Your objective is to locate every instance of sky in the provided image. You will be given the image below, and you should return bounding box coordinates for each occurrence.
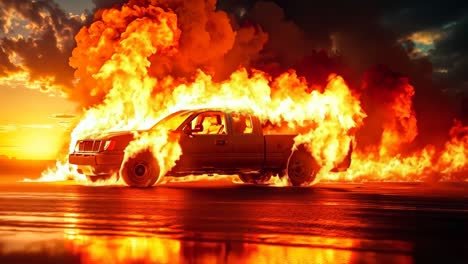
[0,0,93,159]
[0,0,466,160]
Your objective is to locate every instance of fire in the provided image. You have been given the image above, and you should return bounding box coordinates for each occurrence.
[31,0,466,185]
[333,122,467,182]
[122,128,181,183]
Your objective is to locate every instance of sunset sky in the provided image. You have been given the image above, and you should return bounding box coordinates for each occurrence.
[0,0,466,160]
[0,0,92,159]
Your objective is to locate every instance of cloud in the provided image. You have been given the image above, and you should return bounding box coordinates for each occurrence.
[0,46,19,77]
[92,0,127,10]
[0,0,87,94]
[381,0,468,115]
[50,114,77,128]
[430,16,468,121]
[381,0,468,35]
[404,30,447,46]
[50,113,76,119]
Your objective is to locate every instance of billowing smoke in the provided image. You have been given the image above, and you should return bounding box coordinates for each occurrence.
[357,65,418,155]
[239,0,461,147]
[70,0,269,107]
[93,0,127,10]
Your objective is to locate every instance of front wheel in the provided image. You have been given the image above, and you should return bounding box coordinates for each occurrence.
[121,150,160,188]
[287,146,320,186]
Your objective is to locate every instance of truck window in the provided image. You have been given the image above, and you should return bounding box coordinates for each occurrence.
[232,113,253,134]
[191,112,227,135]
[151,110,192,131]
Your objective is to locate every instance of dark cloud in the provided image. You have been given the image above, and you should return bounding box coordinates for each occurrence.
[0,0,84,90]
[431,16,468,88]
[381,0,468,35]
[217,0,461,144]
[0,46,19,77]
[92,0,127,10]
[380,1,468,114]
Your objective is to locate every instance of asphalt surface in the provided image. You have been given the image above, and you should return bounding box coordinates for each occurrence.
[0,178,467,264]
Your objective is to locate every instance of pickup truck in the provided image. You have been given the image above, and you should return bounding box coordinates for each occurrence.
[69,109,352,187]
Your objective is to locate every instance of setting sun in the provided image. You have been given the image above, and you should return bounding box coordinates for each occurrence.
[0,81,77,160]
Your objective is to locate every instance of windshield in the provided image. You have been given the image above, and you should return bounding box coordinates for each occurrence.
[150,110,193,131]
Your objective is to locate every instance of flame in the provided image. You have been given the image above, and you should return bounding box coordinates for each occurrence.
[32,0,467,185]
[122,128,182,183]
[23,160,85,183]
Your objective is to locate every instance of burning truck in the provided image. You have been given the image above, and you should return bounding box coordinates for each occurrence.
[69,109,353,187]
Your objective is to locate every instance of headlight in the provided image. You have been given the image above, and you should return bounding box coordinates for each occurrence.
[103,140,116,151]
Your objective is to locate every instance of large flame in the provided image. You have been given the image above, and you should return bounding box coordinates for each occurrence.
[34,0,467,185]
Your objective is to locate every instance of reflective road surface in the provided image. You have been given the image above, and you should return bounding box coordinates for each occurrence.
[0,180,467,263]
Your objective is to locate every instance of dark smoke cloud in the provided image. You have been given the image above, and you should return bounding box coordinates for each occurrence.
[381,0,468,35]
[381,0,468,122]
[92,0,127,10]
[218,0,462,145]
[431,16,468,108]
[248,1,310,67]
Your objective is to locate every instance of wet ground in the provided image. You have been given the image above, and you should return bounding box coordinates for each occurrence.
[0,178,467,264]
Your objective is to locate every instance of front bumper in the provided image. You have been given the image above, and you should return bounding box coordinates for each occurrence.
[69,152,124,175]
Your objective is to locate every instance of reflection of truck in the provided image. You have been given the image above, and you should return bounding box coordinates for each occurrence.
[69,109,352,187]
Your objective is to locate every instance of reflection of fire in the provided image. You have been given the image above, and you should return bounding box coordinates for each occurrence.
[65,235,181,264]
[62,232,414,264]
[63,234,356,264]
[37,0,466,185]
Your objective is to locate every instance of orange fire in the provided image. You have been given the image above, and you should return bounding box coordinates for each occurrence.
[34,0,466,185]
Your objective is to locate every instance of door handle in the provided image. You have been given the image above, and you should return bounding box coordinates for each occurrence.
[215,139,226,145]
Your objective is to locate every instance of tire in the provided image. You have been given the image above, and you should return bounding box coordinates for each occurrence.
[287,146,320,186]
[239,172,272,184]
[121,150,160,188]
[86,174,114,183]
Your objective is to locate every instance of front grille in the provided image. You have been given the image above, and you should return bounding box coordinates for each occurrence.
[77,140,102,152]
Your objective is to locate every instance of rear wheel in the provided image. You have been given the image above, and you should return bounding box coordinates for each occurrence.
[287,146,320,186]
[239,172,272,184]
[121,150,160,188]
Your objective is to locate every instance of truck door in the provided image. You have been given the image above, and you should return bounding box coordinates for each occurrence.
[178,111,232,170]
[228,113,264,170]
